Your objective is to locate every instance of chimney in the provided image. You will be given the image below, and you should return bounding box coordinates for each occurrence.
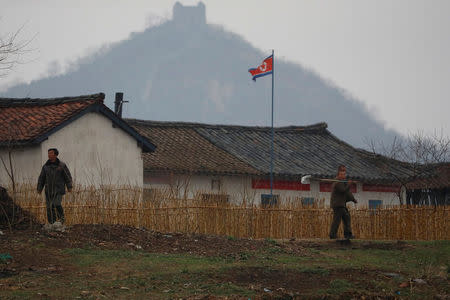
[114,92,124,118]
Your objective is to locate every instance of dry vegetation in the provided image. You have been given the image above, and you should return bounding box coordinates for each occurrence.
[9,184,450,241]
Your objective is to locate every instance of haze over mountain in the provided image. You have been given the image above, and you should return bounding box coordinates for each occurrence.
[2,2,399,148]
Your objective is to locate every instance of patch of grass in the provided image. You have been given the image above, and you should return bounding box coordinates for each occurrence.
[308,248,322,254]
[270,253,314,265]
[369,278,392,292]
[104,275,152,291]
[261,238,286,255]
[64,249,235,272]
[298,266,330,276]
[2,240,448,299]
[60,248,261,297]
[314,288,328,297]
[64,248,138,267]
[264,237,279,246]
[266,246,284,254]
[406,241,450,279]
[318,240,450,278]
[237,251,251,261]
[328,279,354,294]
[8,290,34,299]
[206,282,255,297]
[339,249,405,270]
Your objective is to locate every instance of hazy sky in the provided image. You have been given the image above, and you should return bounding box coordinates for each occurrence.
[1,0,449,138]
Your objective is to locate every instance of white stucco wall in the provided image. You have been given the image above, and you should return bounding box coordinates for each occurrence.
[0,146,41,187]
[39,112,144,187]
[144,174,253,204]
[1,112,144,188]
[144,173,404,207]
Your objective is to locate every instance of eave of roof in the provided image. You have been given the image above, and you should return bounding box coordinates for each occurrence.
[0,93,156,152]
[143,167,262,177]
[127,119,417,182]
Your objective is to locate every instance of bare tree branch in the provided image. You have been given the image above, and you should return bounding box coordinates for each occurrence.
[366,130,449,205]
[0,21,34,78]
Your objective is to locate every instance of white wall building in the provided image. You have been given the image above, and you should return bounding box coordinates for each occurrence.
[142,173,404,208]
[129,119,413,208]
[0,93,155,188]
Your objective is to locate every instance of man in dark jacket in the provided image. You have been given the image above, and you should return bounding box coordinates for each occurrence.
[329,165,357,239]
[37,148,73,224]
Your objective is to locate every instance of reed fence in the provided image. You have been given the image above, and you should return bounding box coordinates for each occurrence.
[11,185,450,240]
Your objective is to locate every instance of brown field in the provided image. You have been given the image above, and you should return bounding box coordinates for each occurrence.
[1,185,448,298]
[0,224,449,299]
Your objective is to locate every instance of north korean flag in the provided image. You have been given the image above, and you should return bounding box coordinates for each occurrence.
[248,55,273,81]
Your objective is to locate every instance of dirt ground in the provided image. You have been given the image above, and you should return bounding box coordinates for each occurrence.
[0,224,411,269]
[0,224,448,299]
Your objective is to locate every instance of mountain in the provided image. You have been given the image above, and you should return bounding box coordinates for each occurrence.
[2,2,399,148]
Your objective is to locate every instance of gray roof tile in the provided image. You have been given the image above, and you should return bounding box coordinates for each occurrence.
[128,119,415,181]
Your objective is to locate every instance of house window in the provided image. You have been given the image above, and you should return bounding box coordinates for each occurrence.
[211,178,221,191]
[301,197,315,206]
[369,200,383,210]
[200,193,229,204]
[261,194,279,207]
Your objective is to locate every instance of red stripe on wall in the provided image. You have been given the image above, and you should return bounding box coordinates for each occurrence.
[320,182,357,193]
[252,179,310,191]
[144,173,172,184]
[362,184,400,193]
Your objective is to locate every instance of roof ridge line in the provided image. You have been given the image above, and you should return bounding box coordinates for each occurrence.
[125,118,328,132]
[0,93,105,107]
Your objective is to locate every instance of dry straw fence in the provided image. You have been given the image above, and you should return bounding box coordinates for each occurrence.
[12,185,450,241]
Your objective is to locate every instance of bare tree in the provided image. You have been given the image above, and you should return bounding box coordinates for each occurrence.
[378,131,449,164]
[366,130,450,205]
[0,122,40,230]
[0,123,23,231]
[0,21,32,78]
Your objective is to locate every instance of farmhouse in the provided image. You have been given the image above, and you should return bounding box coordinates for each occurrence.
[128,119,418,207]
[0,93,155,188]
[405,163,450,205]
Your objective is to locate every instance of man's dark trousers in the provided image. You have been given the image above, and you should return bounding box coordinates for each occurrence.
[329,207,352,239]
[45,193,64,224]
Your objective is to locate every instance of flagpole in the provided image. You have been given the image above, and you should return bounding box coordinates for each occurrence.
[270,49,274,197]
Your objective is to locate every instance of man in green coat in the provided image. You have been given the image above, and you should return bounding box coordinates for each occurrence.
[37,148,73,224]
[329,165,357,239]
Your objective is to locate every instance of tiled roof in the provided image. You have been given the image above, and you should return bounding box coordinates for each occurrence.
[0,94,104,146]
[0,94,156,152]
[406,163,450,189]
[128,119,415,181]
[128,120,260,175]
